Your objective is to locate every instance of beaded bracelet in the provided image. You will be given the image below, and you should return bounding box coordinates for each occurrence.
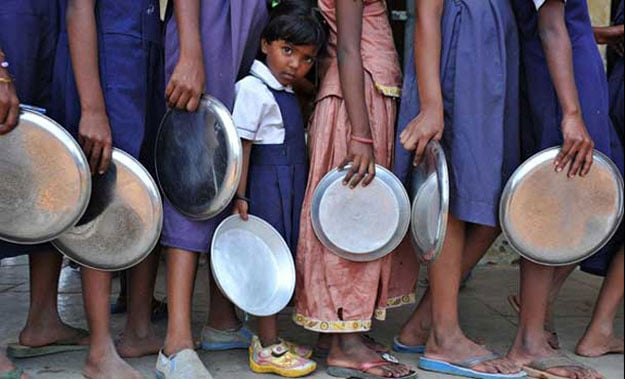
[0,77,12,84]
[350,135,374,144]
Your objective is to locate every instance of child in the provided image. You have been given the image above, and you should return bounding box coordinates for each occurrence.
[155,1,268,377]
[506,0,620,378]
[393,0,525,378]
[58,0,165,377]
[230,3,326,376]
[293,0,418,378]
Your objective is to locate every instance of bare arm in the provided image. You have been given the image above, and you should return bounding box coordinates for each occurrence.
[593,25,624,55]
[336,0,375,187]
[538,0,594,177]
[165,0,205,111]
[0,48,19,134]
[67,0,112,174]
[232,139,252,220]
[399,0,444,165]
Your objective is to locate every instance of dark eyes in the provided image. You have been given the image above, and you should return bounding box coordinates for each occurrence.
[282,46,293,54]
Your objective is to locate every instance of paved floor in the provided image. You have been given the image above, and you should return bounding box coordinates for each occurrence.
[1,254,622,379]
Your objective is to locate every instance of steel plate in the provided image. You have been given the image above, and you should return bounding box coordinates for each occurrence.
[0,109,91,244]
[155,95,242,220]
[211,215,295,317]
[311,165,411,262]
[53,149,163,271]
[410,140,449,264]
[500,147,624,266]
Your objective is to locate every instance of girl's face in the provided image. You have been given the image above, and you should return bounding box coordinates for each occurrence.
[261,39,318,86]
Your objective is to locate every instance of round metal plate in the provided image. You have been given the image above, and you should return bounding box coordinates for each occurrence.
[311,165,411,262]
[0,109,91,244]
[500,147,624,266]
[155,96,242,220]
[53,149,163,271]
[211,215,295,317]
[410,140,449,264]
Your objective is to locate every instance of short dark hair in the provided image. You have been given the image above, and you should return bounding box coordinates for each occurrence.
[261,0,328,53]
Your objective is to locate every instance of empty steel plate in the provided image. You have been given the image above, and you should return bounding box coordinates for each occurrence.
[500,147,624,266]
[0,109,90,244]
[311,165,411,262]
[155,95,242,220]
[53,149,163,271]
[410,140,449,264]
[211,215,295,317]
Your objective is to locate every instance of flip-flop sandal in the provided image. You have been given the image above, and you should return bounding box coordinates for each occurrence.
[419,353,527,379]
[0,367,24,379]
[327,360,418,379]
[7,328,89,358]
[392,336,426,354]
[314,347,400,364]
[523,355,597,379]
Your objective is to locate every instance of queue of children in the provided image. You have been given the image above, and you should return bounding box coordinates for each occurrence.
[0,0,623,379]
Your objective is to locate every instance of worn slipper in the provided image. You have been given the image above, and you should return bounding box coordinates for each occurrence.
[7,329,89,358]
[392,336,426,354]
[523,355,595,379]
[0,367,24,379]
[327,360,418,379]
[419,353,527,379]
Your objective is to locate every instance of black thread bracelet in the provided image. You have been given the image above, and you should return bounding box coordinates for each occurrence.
[234,193,251,203]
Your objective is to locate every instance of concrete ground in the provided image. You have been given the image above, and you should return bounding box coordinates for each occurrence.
[1,253,623,379]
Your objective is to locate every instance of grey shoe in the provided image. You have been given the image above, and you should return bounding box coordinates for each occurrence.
[155,349,212,379]
[200,324,253,351]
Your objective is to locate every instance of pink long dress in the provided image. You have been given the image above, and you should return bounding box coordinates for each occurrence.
[294,0,418,333]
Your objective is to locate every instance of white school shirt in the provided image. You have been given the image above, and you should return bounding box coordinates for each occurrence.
[232,60,294,144]
[533,0,566,10]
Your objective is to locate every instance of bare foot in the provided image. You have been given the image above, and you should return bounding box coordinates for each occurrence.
[116,329,162,358]
[0,354,28,379]
[508,344,603,379]
[327,334,413,378]
[509,295,560,349]
[396,321,429,348]
[317,334,389,353]
[19,321,88,347]
[576,332,624,357]
[426,330,521,375]
[84,346,143,379]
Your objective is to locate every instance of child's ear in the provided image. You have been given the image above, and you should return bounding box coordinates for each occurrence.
[261,38,269,55]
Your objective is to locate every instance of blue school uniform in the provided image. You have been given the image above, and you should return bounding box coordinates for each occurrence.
[394,0,520,227]
[608,0,624,143]
[512,0,624,275]
[246,88,308,254]
[52,0,165,169]
[0,0,59,259]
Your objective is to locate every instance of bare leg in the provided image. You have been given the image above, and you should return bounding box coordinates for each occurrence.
[163,248,197,355]
[206,266,240,330]
[19,251,88,347]
[397,224,499,349]
[0,349,27,379]
[507,259,602,378]
[576,246,624,357]
[326,333,412,378]
[117,248,162,357]
[81,268,142,379]
[258,316,279,347]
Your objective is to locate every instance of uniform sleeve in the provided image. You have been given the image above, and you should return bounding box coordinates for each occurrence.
[533,0,566,10]
[232,78,265,142]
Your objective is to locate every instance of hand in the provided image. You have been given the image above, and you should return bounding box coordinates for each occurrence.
[555,113,594,177]
[595,25,624,56]
[0,73,19,135]
[78,109,113,175]
[339,139,376,188]
[232,199,249,221]
[399,108,443,165]
[165,54,205,112]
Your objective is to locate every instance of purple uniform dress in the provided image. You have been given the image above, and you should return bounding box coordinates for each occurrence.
[247,88,308,255]
[394,0,520,227]
[0,0,59,259]
[160,0,268,253]
[511,0,624,276]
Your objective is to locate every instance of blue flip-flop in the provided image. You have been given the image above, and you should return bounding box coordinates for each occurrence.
[392,336,425,354]
[419,353,527,379]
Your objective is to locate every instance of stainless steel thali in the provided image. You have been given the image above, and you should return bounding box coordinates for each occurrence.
[410,140,449,264]
[211,215,295,317]
[311,165,411,262]
[53,149,163,271]
[0,109,91,244]
[500,147,624,266]
[155,95,242,220]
